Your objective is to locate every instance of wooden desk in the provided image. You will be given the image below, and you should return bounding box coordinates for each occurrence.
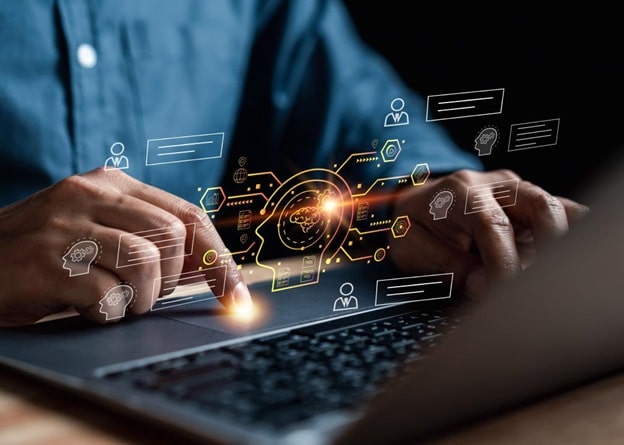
[2,364,624,445]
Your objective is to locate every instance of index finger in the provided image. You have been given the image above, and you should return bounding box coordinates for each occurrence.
[87,169,252,311]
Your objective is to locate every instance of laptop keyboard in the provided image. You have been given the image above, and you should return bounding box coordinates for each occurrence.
[101,304,464,429]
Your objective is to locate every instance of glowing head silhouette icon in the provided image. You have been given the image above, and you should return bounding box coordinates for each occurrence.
[429,190,454,220]
[474,127,498,156]
[255,169,353,292]
[99,284,134,321]
[62,240,99,277]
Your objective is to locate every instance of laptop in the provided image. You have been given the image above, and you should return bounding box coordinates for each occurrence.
[0,152,622,445]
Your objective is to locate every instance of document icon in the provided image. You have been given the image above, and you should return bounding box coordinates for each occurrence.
[464,179,519,214]
[426,88,505,121]
[508,118,560,152]
[116,223,196,268]
[375,273,454,306]
[146,132,224,166]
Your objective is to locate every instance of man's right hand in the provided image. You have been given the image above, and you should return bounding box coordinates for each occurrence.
[0,168,252,326]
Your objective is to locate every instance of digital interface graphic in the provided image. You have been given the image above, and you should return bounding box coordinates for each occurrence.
[62,238,101,277]
[426,88,505,121]
[66,91,571,320]
[508,118,560,152]
[198,142,432,293]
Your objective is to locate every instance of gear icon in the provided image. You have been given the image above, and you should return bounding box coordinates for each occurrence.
[106,293,122,306]
[70,249,86,263]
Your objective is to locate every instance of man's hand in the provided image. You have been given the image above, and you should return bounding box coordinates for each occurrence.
[389,169,589,297]
[0,168,252,326]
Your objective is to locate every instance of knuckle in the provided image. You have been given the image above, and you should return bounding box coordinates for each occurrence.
[178,203,209,225]
[534,192,564,215]
[54,175,91,196]
[479,211,512,231]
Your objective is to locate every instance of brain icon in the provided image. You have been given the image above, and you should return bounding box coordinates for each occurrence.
[289,207,321,233]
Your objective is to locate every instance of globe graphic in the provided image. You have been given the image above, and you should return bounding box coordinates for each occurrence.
[233,168,248,184]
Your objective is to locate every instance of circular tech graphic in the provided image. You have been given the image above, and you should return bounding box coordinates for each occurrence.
[256,168,354,262]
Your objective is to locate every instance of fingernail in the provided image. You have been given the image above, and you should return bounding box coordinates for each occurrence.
[466,269,489,297]
[233,282,253,311]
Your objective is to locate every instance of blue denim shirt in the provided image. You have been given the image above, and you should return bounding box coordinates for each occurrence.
[0,0,480,207]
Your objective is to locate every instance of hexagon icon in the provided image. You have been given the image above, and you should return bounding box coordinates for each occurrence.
[380,139,402,163]
[199,186,226,213]
[411,163,430,186]
[391,215,411,238]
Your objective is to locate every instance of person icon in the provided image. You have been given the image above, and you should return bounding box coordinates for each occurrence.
[383,97,409,127]
[474,127,498,156]
[62,240,99,277]
[104,142,129,170]
[333,282,359,311]
[429,190,454,221]
[98,284,134,321]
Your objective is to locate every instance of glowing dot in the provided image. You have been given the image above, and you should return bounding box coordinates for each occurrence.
[323,199,338,212]
[237,264,242,270]
[197,187,202,192]
[231,302,256,322]
[260,209,266,215]
[336,258,341,264]
[247,187,251,192]
[325,259,331,265]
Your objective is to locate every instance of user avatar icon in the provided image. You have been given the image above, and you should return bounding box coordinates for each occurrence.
[384,97,410,127]
[104,142,129,170]
[474,127,498,156]
[62,240,99,277]
[333,282,359,312]
[255,168,353,292]
[99,284,134,321]
[429,190,454,221]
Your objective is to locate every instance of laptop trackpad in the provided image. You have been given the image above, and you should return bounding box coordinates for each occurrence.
[158,271,382,336]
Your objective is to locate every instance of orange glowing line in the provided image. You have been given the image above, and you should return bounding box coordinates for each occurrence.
[248,171,282,186]
[335,151,377,173]
[352,175,410,198]
[340,246,372,262]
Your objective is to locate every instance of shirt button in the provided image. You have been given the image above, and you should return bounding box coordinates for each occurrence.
[76,43,97,69]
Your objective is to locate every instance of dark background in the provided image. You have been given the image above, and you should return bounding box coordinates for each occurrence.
[344,1,623,200]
